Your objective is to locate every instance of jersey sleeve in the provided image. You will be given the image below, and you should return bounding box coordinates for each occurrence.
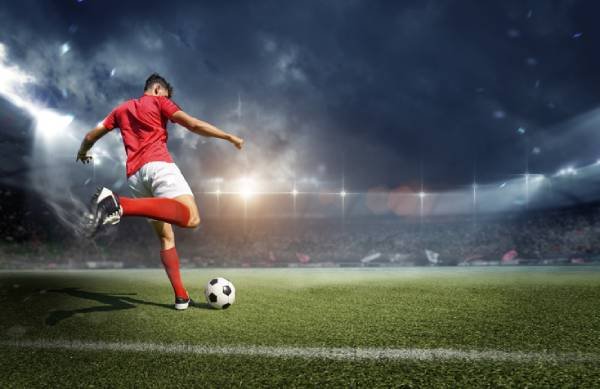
[159,97,181,122]
[102,109,118,130]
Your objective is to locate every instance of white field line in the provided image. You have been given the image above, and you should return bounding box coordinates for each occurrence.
[0,339,598,363]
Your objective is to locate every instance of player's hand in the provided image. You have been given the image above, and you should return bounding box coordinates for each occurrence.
[76,150,93,164]
[228,135,244,150]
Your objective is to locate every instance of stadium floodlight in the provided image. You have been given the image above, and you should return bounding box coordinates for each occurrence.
[340,190,347,198]
[34,109,74,141]
[0,48,74,141]
[240,187,254,199]
[239,176,256,199]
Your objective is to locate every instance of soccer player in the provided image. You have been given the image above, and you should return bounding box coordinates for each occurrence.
[76,73,244,310]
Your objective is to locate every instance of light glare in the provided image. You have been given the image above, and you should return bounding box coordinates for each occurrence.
[34,109,74,140]
[239,177,256,199]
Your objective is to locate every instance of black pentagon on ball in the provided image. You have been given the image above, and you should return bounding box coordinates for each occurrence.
[208,293,218,303]
[209,278,219,286]
[222,303,231,309]
[222,285,232,296]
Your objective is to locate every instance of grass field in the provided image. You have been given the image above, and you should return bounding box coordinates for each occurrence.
[0,267,599,387]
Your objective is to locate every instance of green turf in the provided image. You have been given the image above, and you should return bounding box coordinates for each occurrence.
[1,267,599,387]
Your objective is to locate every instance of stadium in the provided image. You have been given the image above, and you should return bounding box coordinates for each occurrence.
[1,1,600,387]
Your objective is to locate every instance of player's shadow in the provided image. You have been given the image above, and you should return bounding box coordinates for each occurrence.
[44,287,179,326]
[192,302,213,310]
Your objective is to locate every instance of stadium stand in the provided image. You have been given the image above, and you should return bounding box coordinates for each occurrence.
[2,187,600,268]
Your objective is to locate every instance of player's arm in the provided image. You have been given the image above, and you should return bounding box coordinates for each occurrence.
[171,111,244,150]
[76,124,111,164]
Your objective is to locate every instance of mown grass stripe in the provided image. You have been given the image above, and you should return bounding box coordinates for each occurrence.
[1,339,597,363]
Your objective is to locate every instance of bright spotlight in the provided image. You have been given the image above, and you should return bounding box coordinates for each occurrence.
[340,190,347,198]
[34,109,74,140]
[241,189,254,199]
[215,189,221,196]
[418,191,426,199]
[239,177,256,199]
[291,189,298,196]
[0,50,74,141]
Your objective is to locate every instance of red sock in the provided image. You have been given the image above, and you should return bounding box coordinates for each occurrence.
[160,247,188,299]
[120,197,190,227]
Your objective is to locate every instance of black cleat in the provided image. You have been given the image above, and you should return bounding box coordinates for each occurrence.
[87,187,122,237]
[175,296,191,310]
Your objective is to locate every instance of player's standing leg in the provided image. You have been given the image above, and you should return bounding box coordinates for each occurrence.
[151,221,191,309]
[150,195,199,310]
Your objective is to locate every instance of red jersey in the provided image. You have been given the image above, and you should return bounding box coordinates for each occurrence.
[103,95,181,177]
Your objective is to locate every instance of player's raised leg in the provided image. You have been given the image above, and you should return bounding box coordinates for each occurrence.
[119,196,197,227]
[173,194,200,227]
[89,188,200,234]
[151,220,191,310]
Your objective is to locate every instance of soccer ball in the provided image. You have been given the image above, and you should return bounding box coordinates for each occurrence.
[204,277,236,309]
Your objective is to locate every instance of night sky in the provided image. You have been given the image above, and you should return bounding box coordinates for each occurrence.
[1,0,600,193]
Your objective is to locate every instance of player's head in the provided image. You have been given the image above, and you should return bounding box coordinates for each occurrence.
[144,73,173,98]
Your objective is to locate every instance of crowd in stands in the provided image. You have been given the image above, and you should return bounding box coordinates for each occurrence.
[2,186,600,268]
[174,208,600,266]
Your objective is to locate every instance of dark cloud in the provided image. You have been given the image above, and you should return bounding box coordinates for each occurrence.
[2,0,600,192]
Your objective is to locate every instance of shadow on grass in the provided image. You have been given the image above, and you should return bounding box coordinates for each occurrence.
[191,301,213,310]
[45,288,211,326]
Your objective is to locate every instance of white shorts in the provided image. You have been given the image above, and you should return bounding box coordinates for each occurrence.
[127,161,194,199]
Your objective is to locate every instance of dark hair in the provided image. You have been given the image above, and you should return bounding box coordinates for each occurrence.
[144,73,173,98]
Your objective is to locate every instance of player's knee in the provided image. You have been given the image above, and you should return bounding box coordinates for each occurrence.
[187,214,201,228]
[159,230,175,247]
[160,235,175,249]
